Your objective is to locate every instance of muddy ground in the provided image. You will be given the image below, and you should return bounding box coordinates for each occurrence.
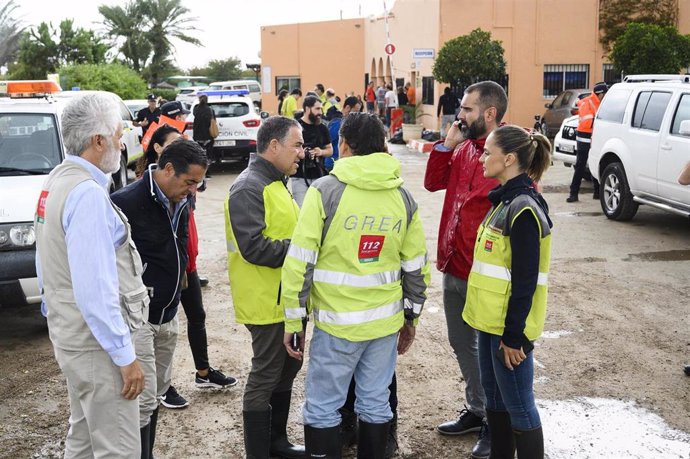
[1,144,689,459]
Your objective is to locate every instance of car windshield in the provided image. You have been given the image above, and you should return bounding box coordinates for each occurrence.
[210,102,250,118]
[0,113,61,175]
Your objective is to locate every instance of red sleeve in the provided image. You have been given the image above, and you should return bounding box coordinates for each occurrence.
[186,208,199,274]
[424,141,454,192]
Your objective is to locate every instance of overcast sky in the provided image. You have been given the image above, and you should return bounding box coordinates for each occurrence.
[16,0,392,70]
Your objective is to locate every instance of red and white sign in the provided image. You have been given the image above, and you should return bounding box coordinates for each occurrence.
[384,43,396,55]
[358,235,385,263]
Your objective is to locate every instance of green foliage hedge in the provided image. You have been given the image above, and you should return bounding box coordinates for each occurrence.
[59,63,148,100]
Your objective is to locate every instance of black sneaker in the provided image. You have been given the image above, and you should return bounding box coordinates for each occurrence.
[471,422,491,459]
[195,367,238,389]
[684,365,690,376]
[436,406,484,435]
[160,385,189,409]
[198,276,209,287]
[566,195,578,203]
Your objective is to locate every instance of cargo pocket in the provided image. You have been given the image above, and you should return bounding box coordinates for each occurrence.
[465,274,510,334]
[121,286,149,331]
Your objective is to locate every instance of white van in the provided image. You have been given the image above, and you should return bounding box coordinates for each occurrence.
[207,80,262,108]
[0,81,142,307]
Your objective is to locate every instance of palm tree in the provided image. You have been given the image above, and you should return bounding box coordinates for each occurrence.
[99,2,151,73]
[0,0,26,68]
[141,0,201,83]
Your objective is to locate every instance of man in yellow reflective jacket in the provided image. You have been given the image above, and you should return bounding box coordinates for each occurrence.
[224,116,306,459]
[281,112,430,458]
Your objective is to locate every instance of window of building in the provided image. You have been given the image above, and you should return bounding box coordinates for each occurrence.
[632,91,671,132]
[275,77,300,95]
[422,76,434,105]
[543,65,589,98]
[602,64,621,86]
[597,89,631,124]
[671,93,690,135]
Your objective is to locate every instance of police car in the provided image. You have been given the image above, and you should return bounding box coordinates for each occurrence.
[552,115,578,166]
[0,81,142,307]
[183,89,268,165]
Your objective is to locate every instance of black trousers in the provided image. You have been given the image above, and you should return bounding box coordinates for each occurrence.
[569,139,599,197]
[180,270,209,371]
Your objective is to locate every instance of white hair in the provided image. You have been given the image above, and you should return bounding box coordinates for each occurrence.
[61,93,122,156]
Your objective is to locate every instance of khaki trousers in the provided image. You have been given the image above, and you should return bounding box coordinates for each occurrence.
[135,315,178,427]
[54,347,140,458]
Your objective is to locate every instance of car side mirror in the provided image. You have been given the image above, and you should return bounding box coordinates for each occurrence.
[679,120,690,136]
[260,111,269,119]
[545,103,553,109]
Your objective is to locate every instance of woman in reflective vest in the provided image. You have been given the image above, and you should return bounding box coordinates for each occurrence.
[462,125,552,459]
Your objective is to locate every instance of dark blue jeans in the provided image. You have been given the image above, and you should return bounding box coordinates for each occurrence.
[477,331,541,431]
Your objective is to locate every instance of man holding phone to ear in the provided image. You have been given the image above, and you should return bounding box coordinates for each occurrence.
[424,81,508,459]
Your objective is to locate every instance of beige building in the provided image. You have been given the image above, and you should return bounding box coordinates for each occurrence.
[261,0,690,129]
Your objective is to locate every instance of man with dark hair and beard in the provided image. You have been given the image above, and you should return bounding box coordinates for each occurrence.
[424,81,508,459]
[290,95,333,206]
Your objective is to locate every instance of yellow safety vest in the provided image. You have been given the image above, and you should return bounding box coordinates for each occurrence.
[462,194,551,340]
[224,180,299,324]
[281,153,430,341]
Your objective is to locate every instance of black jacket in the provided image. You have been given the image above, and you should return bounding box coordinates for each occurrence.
[111,169,189,325]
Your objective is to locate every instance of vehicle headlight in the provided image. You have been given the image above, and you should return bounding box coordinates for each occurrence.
[0,223,35,249]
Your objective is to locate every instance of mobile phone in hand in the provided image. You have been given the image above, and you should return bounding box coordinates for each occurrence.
[291,333,299,351]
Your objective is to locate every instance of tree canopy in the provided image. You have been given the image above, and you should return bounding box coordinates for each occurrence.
[432,28,506,90]
[0,0,24,68]
[100,0,201,84]
[599,0,678,52]
[10,20,107,80]
[609,22,690,75]
[189,57,243,81]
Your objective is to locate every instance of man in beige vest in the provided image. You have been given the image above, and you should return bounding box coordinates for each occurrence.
[35,92,148,458]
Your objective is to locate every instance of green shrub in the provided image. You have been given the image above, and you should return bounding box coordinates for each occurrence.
[58,63,148,100]
[151,88,178,103]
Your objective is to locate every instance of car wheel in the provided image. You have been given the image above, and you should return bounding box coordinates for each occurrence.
[110,153,128,193]
[600,162,638,221]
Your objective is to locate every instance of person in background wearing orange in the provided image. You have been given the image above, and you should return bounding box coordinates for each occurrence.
[405,82,416,107]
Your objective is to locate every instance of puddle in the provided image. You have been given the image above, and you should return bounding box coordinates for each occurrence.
[541,330,574,339]
[553,211,602,217]
[539,397,690,458]
[624,250,690,262]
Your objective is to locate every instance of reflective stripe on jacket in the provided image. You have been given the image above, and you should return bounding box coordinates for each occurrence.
[576,93,601,134]
[224,155,299,324]
[281,153,430,341]
[462,194,552,341]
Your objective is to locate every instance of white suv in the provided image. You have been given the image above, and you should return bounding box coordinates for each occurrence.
[588,75,690,220]
[183,90,267,166]
[0,82,142,307]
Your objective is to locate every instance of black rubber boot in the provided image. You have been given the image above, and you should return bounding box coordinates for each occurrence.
[139,421,151,459]
[269,391,305,459]
[304,425,342,459]
[148,407,159,459]
[384,412,398,459]
[339,407,358,448]
[485,409,514,459]
[357,420,390,459]
[243,410,271,459]
[514,426,544,459]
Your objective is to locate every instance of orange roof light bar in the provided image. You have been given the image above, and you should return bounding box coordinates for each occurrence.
[0,80,62,98]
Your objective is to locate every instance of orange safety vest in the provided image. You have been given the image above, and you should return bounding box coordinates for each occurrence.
[576,93,601,134]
